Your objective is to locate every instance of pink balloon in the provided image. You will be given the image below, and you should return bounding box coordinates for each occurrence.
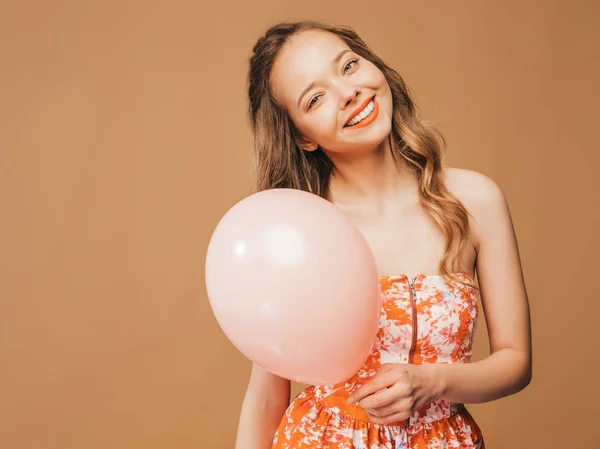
[205,188,381,385]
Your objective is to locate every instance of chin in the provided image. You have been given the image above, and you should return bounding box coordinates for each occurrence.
[329,114,394,153]
[357,117,393,146]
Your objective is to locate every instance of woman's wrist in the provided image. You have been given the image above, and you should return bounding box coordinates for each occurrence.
[429,363,449,402]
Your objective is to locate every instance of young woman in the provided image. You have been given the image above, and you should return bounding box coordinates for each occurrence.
[235,21,532,449]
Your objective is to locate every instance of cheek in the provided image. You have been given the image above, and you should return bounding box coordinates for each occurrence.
[300,107,339,140]
[318,113,341,142]
[376,74,391,97]
[358,63,387,84]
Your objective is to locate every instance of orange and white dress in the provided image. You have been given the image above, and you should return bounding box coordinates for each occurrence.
[271,273,485,449]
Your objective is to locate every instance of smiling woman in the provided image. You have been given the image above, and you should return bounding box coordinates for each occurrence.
[268,28,395,159]
[236,20,532,449]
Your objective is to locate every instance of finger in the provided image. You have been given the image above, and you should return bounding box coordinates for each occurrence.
[366,396,412,417]
[347,370,397,404]
[358,383,404,409]
[367,411,411,425]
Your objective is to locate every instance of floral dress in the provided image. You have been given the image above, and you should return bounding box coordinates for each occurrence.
[271,273,485,449]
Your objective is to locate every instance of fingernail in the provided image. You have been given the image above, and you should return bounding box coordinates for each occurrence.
[346,395,355,404]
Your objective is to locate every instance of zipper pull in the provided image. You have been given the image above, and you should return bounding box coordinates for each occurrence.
[409,277,415,290]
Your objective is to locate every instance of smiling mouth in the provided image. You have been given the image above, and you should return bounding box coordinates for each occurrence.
[344,97,378,129]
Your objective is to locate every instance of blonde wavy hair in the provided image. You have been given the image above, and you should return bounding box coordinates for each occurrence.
[247,21,476,290]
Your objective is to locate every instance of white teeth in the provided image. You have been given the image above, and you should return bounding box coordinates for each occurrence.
[346,100,375,127]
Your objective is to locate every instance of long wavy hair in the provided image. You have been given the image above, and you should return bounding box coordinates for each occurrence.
[247,21,476,289]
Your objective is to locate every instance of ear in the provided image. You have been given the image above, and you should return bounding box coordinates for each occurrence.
[297,136,318,152]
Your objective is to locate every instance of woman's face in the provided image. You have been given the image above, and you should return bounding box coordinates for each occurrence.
[270,29,394,156]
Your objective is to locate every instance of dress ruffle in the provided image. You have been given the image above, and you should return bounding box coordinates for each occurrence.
[272,387,484,449]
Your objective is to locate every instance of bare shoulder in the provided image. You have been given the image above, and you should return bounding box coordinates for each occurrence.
[444,167,510,251]
[444,167,505,204]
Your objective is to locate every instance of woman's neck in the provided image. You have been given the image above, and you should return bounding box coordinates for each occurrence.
[328,138,418,210]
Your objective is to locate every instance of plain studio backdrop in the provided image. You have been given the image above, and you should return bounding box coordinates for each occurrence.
[1,1,598,448]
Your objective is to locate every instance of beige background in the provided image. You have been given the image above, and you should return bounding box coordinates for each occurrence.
[1,1,599,448]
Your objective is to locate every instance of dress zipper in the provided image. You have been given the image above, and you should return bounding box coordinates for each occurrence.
[405,276,418,428]
[407,276,418,364]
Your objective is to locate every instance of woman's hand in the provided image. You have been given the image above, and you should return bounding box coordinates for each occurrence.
[346,363,445,425]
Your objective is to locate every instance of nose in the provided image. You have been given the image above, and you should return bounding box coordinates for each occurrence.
[339,84,360,110]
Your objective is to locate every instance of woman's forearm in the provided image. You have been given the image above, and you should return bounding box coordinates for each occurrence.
[436,348,532,404]
[235,393,288,449]
[235,364,290,449]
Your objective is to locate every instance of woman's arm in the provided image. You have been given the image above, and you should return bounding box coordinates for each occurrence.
[436,170,532,403]
[235,363,291,449]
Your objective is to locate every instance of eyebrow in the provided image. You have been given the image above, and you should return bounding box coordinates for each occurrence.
[297,49,353,108]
